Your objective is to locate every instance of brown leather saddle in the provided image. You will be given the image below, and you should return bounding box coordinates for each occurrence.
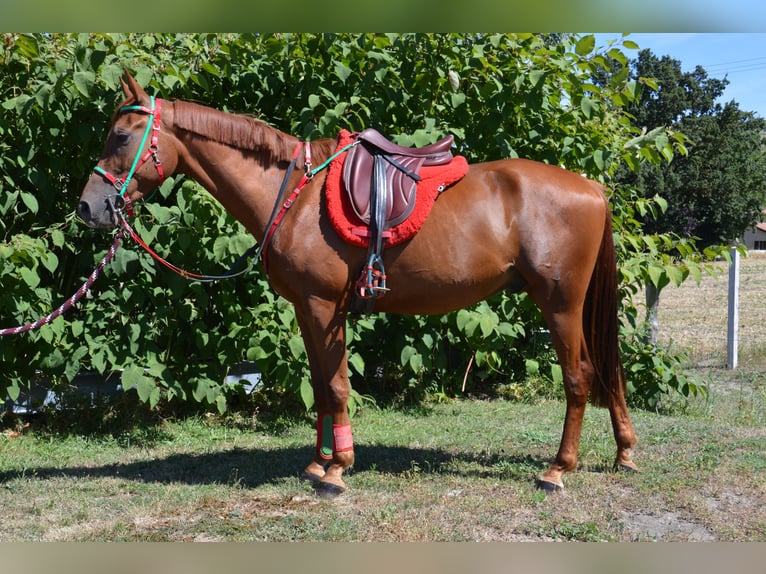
[342,128,454,229]
[341,128,454,309]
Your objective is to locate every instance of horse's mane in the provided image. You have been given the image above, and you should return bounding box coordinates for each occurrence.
[172,99,300,163]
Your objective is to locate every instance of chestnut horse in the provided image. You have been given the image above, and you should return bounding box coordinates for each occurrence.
[78,73,637,497]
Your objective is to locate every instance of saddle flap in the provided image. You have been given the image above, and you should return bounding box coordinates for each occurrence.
[342,129,455,228]
[342,140,426,227]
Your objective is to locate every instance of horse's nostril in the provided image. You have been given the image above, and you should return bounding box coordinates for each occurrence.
[78,201,91,221]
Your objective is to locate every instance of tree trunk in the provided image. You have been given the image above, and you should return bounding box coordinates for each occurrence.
[645,283,660,345]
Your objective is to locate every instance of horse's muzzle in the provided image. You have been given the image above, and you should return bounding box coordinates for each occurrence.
[77,197,120,228]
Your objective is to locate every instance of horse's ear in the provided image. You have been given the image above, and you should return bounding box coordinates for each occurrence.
[120,69,147,102]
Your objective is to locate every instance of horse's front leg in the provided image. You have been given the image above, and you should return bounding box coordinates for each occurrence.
[295,300,354,498]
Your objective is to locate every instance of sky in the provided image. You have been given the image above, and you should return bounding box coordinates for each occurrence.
[595,33,766,119]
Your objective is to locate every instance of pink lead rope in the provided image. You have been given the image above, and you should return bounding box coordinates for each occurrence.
[0,232,124,336]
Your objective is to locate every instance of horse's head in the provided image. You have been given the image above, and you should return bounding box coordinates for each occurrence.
[78,72,175,228]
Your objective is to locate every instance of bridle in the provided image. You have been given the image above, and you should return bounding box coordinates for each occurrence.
[86,93,351,283]
[92,96,165,219]
[88,94,263,282]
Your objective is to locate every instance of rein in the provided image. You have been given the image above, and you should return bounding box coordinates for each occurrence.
[1,106,357,335]
[109,140,309,283]
[102,114,358,281]
[1,105,353,335]
[91,95,262,283]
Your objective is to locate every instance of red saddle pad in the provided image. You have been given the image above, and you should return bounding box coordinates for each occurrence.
[325,129,469,248]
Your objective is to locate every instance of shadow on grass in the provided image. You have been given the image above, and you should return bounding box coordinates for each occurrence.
[0,443,552,488]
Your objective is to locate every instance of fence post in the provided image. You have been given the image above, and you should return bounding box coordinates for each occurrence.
[727,246,740,369]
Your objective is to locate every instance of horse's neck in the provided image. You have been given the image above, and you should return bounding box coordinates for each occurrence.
[168,125,296,240]
[166,99,340,240]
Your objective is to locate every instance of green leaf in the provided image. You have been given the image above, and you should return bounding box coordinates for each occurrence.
[348,352,365,376]
[300,376,315,410]
[400,345,417,368]
[664,264,684,287]
[101,64,124,89]
[41,252,58,273]
[528,69,546,88]
[51,229,65,248]
[479,314,497,338]
[574,34,596,56]
[646,263,668,289]
[73,71,96,97]
[66,346,88,378]
[409,352,423,373]
[525,359,540,377]
[122,365,155,404]
[593,150,605,171]
[14,34,39,59]
[654,132,669,152]
[146,204,173,224]
[213,236,230,260]
[580,96,596,119]
[550,364,563,385]
[6,384,21,402]
[111,248,139,275]
[41,348,65,370]
[450,92,466,108]
[498,322,520,338]
[2,94,28,111]
[288,336,305,360]
[201,62,221,77]
[193,378,210,403]
[456,310,471,331]
[20,192,38,214]
[421,333,434,350]
[334,61,352,83]
[606,47,627,67]
[91,351,107,374]
[688,263,702,285]
[19,267,40,288]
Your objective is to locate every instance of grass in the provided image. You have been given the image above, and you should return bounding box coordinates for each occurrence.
[1,392,765,541]
[1,253,765,542]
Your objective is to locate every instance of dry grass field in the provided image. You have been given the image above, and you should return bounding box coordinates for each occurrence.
[655,251,766,370]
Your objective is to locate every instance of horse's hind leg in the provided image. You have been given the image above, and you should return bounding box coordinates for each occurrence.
[294,300,355,497]
[607,380,638,473]
[533,303,638,491]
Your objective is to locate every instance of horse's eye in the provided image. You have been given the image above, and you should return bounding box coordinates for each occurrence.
[114,130,130,146]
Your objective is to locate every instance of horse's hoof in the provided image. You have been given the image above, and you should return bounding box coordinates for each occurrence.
[300,471,323,483]
[313,480,346,499]
[615,463,639,473]
[537,479,564,494]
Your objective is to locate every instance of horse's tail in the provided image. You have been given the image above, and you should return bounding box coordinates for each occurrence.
[583,201,626,408]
